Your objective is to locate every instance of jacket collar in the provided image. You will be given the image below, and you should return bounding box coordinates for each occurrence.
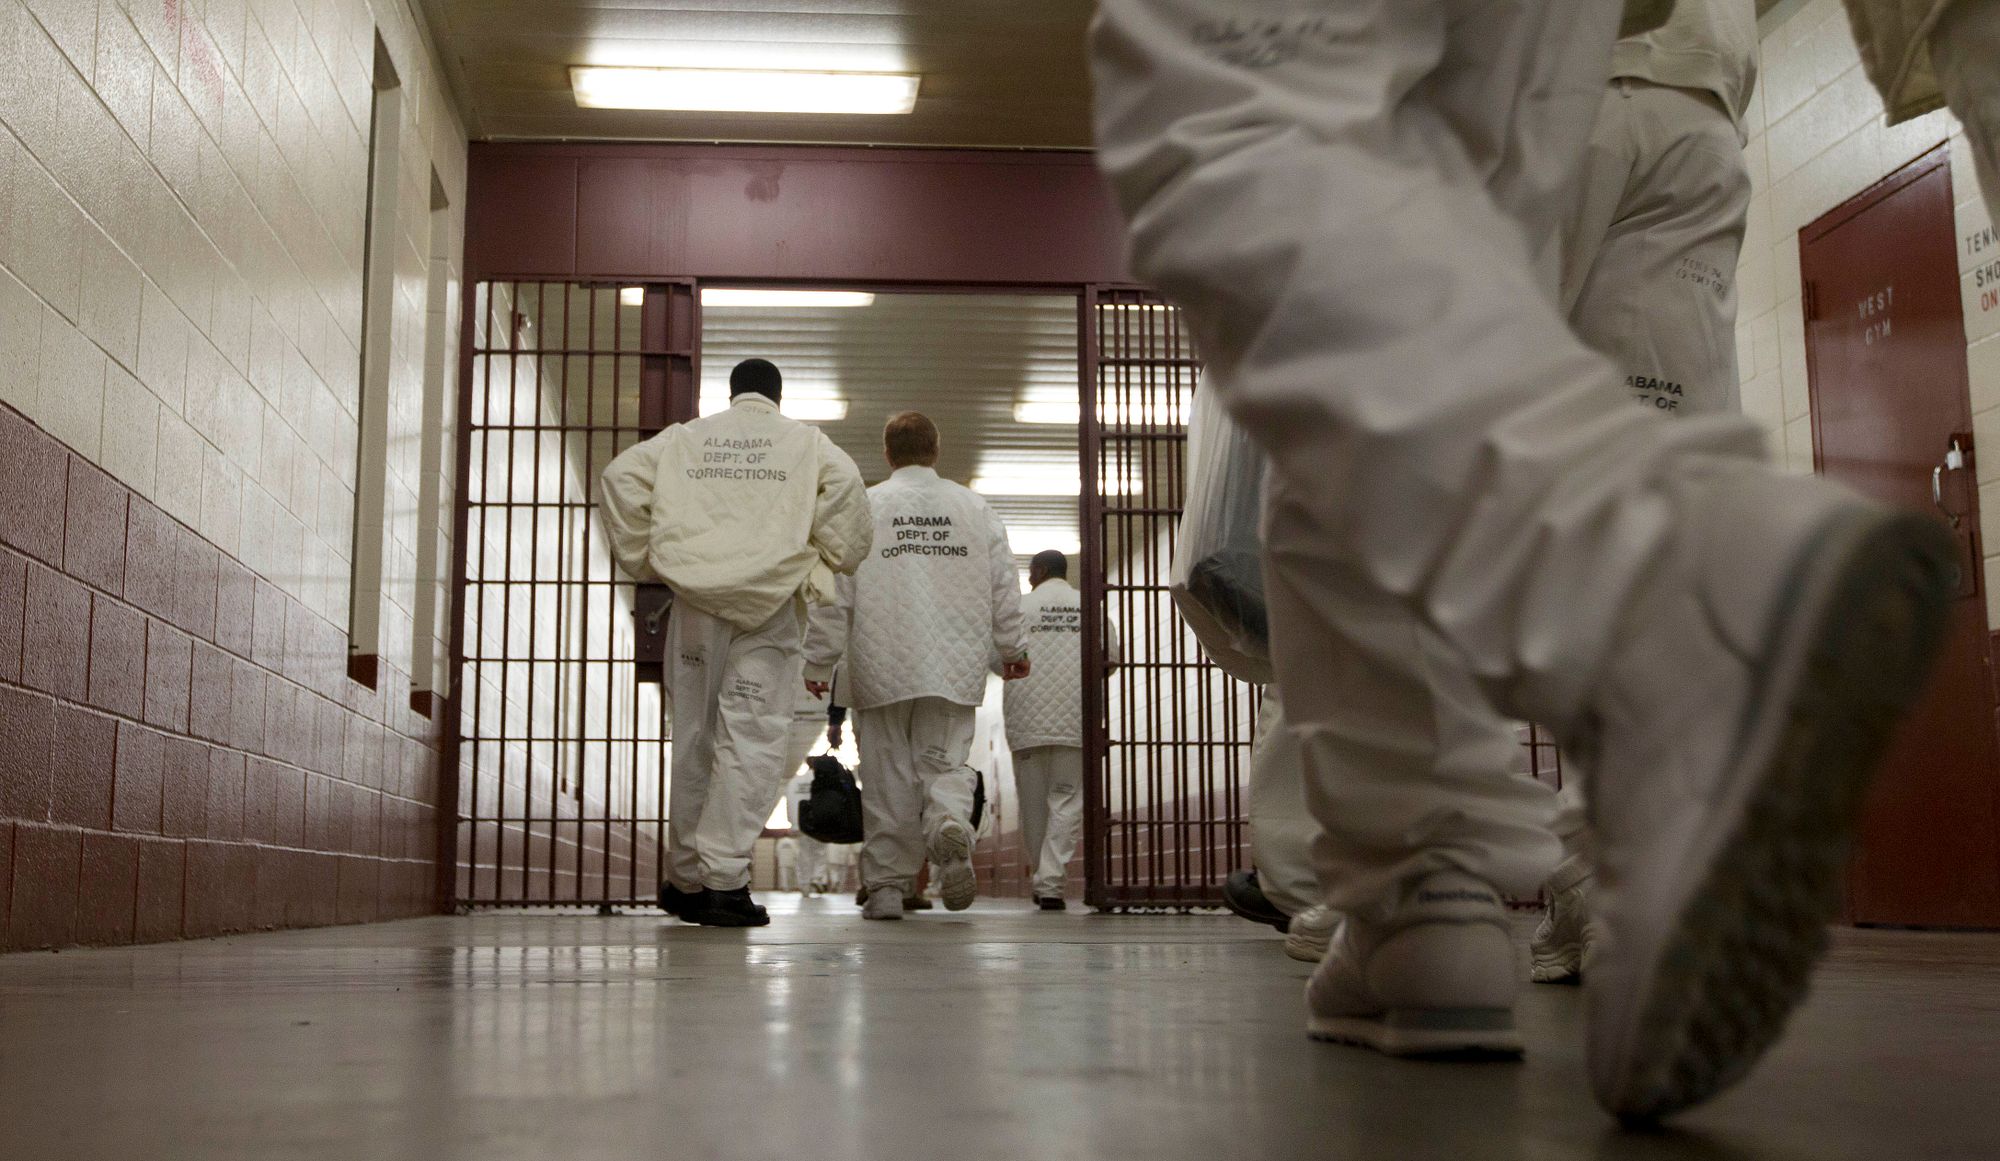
[1032,576,1075,593]
[730,393,780,413]
[890,465,940,483]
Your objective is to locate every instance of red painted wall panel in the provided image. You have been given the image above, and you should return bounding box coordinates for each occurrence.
[469,143,1133,287]
[0,402,449,953]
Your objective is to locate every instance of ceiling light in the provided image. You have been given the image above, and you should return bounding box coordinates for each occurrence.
[571,66,920,115]
[620,287,644,306]
[701,289,877,309]
[698,392,848,422]
[1008,527,1083,557]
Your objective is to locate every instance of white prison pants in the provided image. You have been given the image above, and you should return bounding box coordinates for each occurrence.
[1094,0,1775,917]
[1934,0,2000,229]
[856,697,979,893]
[1562,81,1754,417]
[664,602,805,892]
[1013,745,1085,899]
[1246,689,1319,918]
[781,719,829,886]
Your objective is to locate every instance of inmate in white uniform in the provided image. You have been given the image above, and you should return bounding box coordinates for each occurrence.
[1003,576,1121,900]
[806,466,1027,895]
[1090,0,1793,918]
[1552,0,1761,853]
[600,394,872,893]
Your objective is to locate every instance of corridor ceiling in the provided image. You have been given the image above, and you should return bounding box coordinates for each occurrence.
[414,1,1096,147]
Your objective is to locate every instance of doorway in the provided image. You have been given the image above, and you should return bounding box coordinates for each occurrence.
[1803,145,2000,927]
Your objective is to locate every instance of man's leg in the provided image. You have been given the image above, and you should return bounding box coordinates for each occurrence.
[1933,0,2000,227]
[1094,0,1958,1118]
[1032,746,1086,901]
[1012,748,1052,885]
[664,604,730,895]
[688,603,806,896]
[857,701,925,897]
[910,697,980,911]
[1246,687,1328,918]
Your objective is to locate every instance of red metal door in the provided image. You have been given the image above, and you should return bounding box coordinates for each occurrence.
[449,281,697,907]
[1080,288,1259,909]
[1803,147,2000,927]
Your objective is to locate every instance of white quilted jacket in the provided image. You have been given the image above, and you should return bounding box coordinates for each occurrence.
[804,466,1026,709]
[599,395,873,631]
[1002,578,1122,751]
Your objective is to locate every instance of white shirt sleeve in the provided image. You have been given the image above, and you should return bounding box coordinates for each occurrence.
[803,573,855,682]
[812,434,875,575]
[598,433,667,583]
[985,505,1027,662]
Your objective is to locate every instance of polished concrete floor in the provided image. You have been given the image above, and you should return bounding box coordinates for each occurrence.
[0,899,1996,1161]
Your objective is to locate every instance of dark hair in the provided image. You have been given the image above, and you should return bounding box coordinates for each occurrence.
[730,358,783,401]
[884,411,940,467]
[1030,550,1069,580]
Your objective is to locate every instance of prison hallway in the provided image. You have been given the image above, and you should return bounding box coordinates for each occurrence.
[0,898,1991,1161]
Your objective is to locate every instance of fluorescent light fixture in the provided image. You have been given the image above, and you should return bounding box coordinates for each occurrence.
[698,392,848,422]
[701,289,877,309]
[620,287,644,306]
[571,66,920,115]
[1012,391,1194,427]
[1008,527,1083,557]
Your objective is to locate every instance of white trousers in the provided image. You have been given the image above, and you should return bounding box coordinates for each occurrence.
[1094,0,1774,918]
[1245,689,1319,917]
[1013,745,1084,898]
[781,718,829,886]
[1562,81,1754,417]
[664,602,805,892]
[1934,0,2000,229]
[856,697,979,893]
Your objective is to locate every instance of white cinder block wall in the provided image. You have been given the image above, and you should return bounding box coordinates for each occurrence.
[0,0,468,692]
[1742,0,2000,623]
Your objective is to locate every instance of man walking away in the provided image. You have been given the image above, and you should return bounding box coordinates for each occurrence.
[600,358,872,927]
[806,412,1030,920]
[1004,550,1120,911]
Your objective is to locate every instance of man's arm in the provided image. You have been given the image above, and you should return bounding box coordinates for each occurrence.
[803,576,855,691]
[599,434,667,582]
[1105,613,1124,677]
[984,506,1030,679]
[812,434,875,575]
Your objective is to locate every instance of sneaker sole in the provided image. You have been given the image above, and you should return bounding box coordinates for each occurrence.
[1530,946,1583,985]
[1308,1010,1524,1059]
[932,824,977,912]
[1603,512,1956,1122]
[1282,935,1329,964]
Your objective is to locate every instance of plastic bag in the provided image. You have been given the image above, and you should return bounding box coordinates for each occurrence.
[1171,378,1273,684]
[799,754,865,844]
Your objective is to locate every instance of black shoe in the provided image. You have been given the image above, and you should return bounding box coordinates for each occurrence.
[659,881,708,919]
[1035,895,1066,912]
[1222,870,1290,933]
[689,886,771,927]
[902,894,934,911]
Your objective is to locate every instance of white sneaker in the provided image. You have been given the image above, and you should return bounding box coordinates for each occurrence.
[1305,872,1522,1058]
[1283,904,1337,964]
[929,819,977,912]
[1569,473,1955,1121]
[862,886,904,921]
[1529,854,1595,984]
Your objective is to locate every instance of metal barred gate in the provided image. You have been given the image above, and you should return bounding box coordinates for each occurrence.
[449,280,697,907]
[1080,288,1261,910]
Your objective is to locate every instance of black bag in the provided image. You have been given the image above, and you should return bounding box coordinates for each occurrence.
[800,755,865,844]
[970,769,986,832]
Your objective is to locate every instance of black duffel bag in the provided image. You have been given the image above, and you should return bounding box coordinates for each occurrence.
[799,754,864,844]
